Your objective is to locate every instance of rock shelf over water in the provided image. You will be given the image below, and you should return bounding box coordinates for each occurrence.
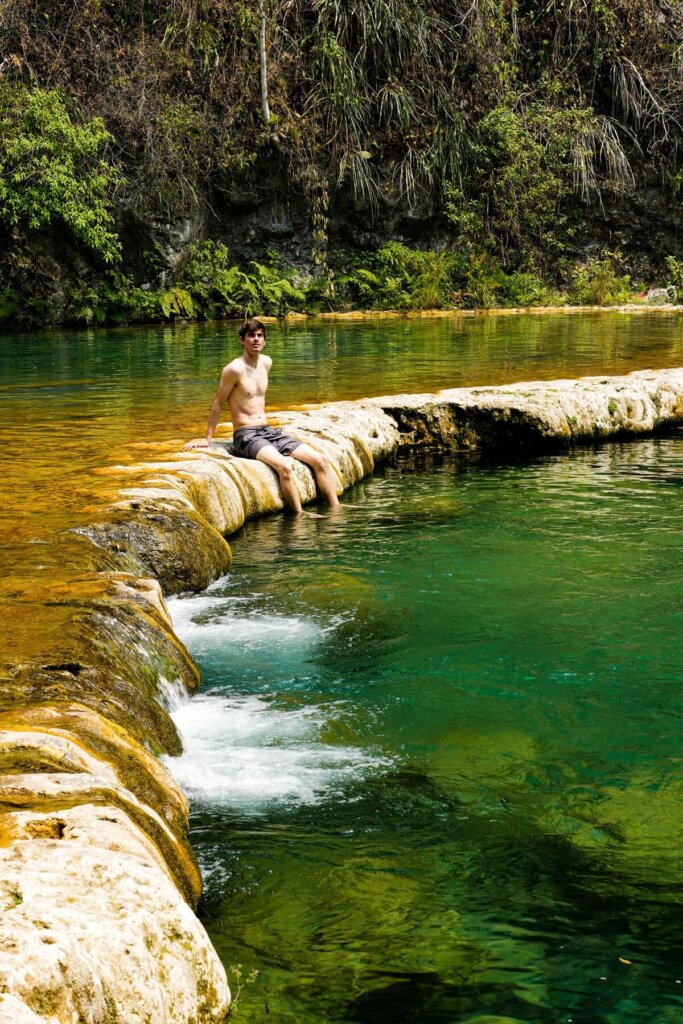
[1,368,682,1022]
[371,366,683,450]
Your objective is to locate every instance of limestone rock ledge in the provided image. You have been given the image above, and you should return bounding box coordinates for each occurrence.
[0,806,227,1023]
[0,565,228,1022]
[80,402,399,586]
[0,402,398,1022]
[371,367,683,450]
[2,371,682,1022]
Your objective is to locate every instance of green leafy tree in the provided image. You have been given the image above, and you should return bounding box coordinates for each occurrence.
[0,85,121,263]
[447,100,633,273]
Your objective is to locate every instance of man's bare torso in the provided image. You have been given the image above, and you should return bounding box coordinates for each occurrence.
[227,354,272,430]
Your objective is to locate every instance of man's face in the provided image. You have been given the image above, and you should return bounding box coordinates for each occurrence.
[241,329,266,355]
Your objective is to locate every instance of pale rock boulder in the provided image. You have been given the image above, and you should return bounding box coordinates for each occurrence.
[0,805,229,1024]
[371,368,683,449]
[0,771,200,906]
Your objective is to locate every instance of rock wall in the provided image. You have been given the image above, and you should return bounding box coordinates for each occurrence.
[1,369,681,1022]
[146,174,683,285]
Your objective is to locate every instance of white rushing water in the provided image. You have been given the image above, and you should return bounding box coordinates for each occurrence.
[162,589,389,811]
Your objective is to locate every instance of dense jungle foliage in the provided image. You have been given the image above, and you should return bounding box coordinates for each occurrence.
[1,0,683,325]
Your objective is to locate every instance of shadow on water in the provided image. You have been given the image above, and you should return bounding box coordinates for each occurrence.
[346,976,558,1024]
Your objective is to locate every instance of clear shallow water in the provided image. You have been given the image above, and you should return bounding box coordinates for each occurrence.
[2,310,683,544]
[165,438,683,1024]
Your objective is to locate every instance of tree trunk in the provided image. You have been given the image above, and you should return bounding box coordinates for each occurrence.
[258,1,270,124]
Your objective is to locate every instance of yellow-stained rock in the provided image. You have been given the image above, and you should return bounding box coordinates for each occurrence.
[0,701,191,855]
[77,504,232,594]
[0,771,201,904]
[0,995,45,1023]
[0,572,198,756]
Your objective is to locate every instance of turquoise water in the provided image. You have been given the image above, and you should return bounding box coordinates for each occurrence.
[3,309,683,544]
[166,437,683,1024]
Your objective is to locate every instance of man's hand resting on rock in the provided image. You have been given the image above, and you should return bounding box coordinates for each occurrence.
[183,438,211,450]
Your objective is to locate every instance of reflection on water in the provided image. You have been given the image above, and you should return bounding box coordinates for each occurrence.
[166,438,683,1024]
[2,310,683,547]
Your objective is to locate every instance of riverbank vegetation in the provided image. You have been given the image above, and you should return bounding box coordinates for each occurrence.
[1,0,683,327]
[21,241,681,328]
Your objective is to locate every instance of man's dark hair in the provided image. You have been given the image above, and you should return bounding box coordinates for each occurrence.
[239,318,267,339]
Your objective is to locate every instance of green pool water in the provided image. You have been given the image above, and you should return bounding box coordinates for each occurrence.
[2,309,683,544]
[1,312,681,1018]
[166,437,683,1024]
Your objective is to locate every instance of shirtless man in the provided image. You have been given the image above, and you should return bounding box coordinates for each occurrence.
[184,318,339,513]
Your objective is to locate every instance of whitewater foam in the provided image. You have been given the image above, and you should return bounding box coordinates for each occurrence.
[166,591,325,660]
[162,693,388,811]
[163,588,389,811]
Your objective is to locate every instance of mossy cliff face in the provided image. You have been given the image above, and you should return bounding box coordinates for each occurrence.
[2,374,682,1021]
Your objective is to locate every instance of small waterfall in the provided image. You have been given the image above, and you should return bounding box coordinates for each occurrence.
[163,692,388,810]
[162,590,390,812]
[158,675,193,712]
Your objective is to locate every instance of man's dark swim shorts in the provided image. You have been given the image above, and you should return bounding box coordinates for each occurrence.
[232,425,302,460]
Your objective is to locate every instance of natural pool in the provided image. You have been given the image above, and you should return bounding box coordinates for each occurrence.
[166,438,683,1024]
[1,312,681,1020]
[3,309,683,546]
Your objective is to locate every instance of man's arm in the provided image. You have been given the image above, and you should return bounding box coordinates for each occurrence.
[184,364,239,450]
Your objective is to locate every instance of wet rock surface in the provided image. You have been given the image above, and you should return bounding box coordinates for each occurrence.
[78,505,233,595]
[2,371,682,1021]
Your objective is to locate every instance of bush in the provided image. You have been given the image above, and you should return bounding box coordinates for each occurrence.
[333,242,465,311]
[570,251,634,305]
[496,271,551,307]
[0,84,121,263]
[179,241,307,318]
[66,273,162,326]
[461,256,501,308]
[665,256,683,293]
[455,256,551,309]
[446,101,632,274]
